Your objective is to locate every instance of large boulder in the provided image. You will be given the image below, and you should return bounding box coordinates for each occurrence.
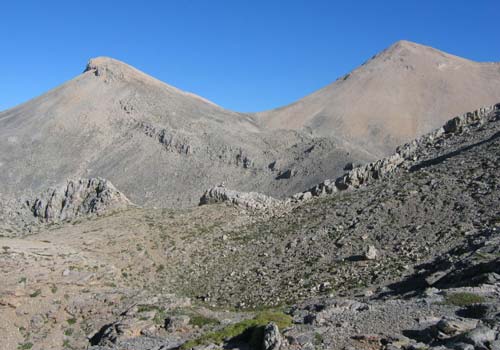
[29,178,131,223]
[199,185,281,210]
[263,322,282,350]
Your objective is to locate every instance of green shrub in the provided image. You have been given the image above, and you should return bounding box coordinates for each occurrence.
[181,311,292,349]
[189,314,220,327]
[29,289,41,298]
[445,292,485,306]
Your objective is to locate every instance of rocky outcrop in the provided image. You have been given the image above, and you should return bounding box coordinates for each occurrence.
[199,185,281,210]
[304,103,500,197]
[199,103,500,212]
[29,178,131,223]
[139,121,192,155]
[263,323,282,350]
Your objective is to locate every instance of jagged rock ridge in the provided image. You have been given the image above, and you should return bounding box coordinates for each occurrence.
[201,103,500,209]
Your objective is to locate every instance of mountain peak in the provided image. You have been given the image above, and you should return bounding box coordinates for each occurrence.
[389,39,420,48]
[384,40,435,55]
[85,56,123,71]
[381,40,471,62]
[83,56,146,82]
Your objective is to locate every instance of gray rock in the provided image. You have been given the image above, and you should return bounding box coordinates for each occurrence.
[29,178,131,223]
[199,185,282,210]
[458,326,496,348]
[435,317,477,337]
[364,245,378,260]
[263,322,282,350]
[165,315,190,331]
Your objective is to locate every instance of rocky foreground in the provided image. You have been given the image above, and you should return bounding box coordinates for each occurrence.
[0,104,499,350]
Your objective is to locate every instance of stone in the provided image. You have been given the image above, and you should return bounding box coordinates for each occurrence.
[263,322,282,350]
[458,326,496,348]
[344,162,354,171]
[276,168,297,180]
[451,343,474,350]
[364,245,378,260]
[29,178,131,223]
[165,315,190,331]
[490,340,500,350]
[435,317,477,337]
[199,185,282,210]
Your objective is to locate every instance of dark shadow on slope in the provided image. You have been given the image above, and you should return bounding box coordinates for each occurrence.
[402,329,434,344]
[380,228,499,299]
[345,255,367,262]
[89,322,116,346]
[409,131,500,172]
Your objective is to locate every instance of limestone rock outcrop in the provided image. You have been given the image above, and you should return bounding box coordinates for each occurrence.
[308,103,500,196]
[199,185,281,210]
[28,178,131,223]
[200,103,500,212]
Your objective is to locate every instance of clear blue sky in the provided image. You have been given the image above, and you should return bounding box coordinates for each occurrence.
[1,0,499,112]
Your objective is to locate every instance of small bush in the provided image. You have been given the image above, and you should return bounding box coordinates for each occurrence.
[153,308,167,325]
[189,314,220,327]
[445,292,485,306]
[29,289,41,298]
[181,311,292,349]
[137,304,159,313]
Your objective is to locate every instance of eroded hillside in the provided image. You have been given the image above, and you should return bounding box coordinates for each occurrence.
[0,104,498,350]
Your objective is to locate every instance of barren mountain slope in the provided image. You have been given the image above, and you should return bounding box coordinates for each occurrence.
[0,105,498,350]
[256,40,500,156]
[0,57,369,208]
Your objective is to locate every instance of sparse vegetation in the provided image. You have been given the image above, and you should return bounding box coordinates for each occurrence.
[29,289,41,298]
[314,332,324,346]
[153,308,167,325]
[445,292,485,306]
[181,311,292,349]
[189,314,220,327]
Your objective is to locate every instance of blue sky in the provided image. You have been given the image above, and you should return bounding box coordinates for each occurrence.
[1,1,499,112]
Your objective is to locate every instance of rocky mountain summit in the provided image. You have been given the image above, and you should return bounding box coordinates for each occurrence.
[256,40,500,156]
[0,56,367,209]
[0,101,498,350]
[1,39,500,350]
[2,41,500,210]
